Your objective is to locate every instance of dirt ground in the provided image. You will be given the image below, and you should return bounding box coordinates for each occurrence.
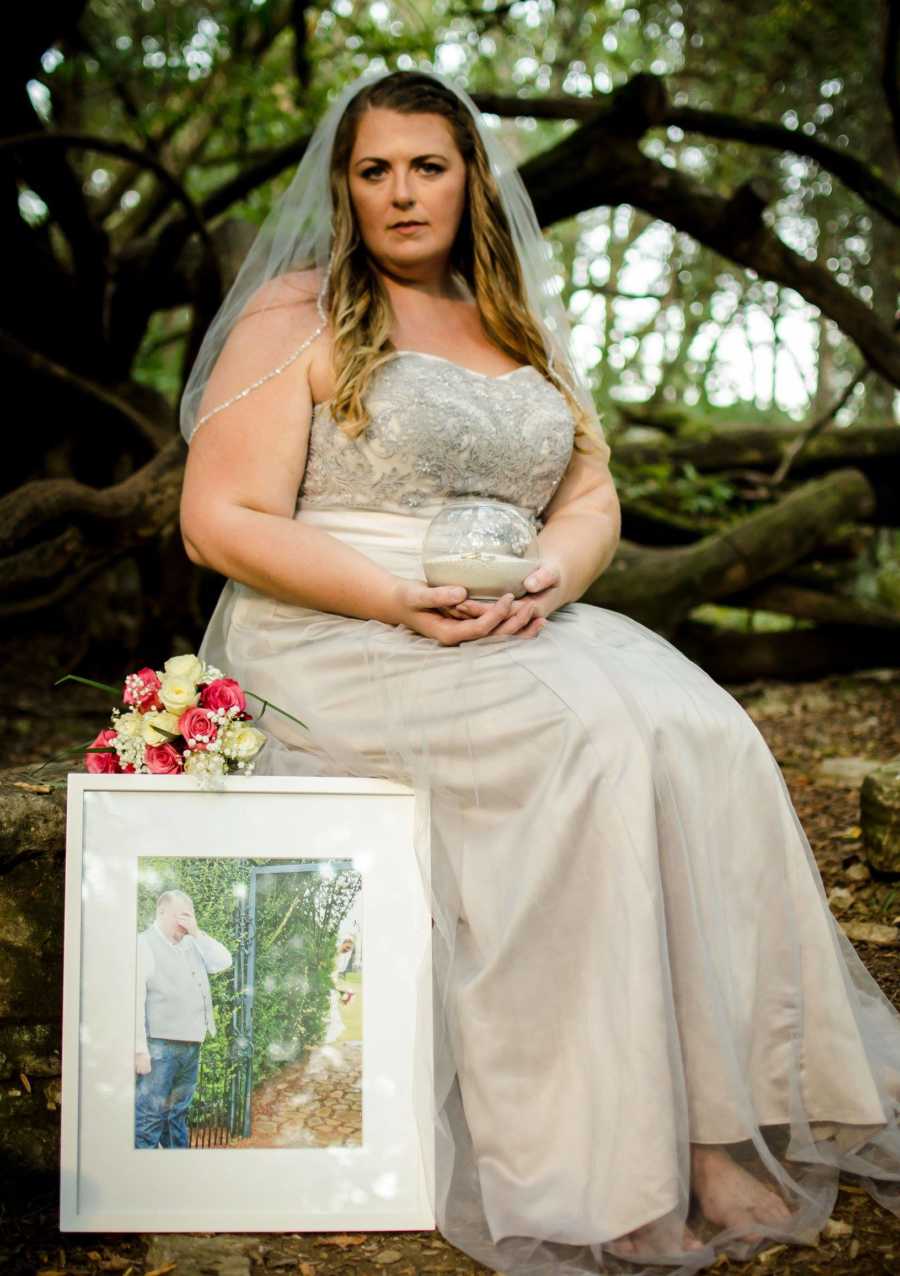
[2,664,900,1276]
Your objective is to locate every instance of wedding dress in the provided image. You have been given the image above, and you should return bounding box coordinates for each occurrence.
[197,347,900,1275]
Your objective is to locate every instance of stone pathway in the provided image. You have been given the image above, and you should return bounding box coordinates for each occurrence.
[229,1039,363,1148]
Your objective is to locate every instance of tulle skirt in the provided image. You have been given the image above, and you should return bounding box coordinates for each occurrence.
[198,503,900,1275]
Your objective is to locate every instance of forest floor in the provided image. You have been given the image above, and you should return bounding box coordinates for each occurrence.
[2,665,900,1276]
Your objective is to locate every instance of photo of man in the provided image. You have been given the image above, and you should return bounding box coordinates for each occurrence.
[135,889,233,1149]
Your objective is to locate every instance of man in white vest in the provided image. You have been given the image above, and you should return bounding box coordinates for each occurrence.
[134,888,233,1149]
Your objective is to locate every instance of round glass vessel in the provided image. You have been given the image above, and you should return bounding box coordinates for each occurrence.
[422,496,541,600]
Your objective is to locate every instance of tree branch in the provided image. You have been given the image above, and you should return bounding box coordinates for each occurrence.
[882,0,900,158]
[0,328,167,452]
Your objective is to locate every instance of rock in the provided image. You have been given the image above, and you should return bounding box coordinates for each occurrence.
[0,807,66,1186]
[839,920,900,946]
[861,755,900,872]
[0,848,65,1020]
[827,887,854,913]
[817,757,887,787]
[0,1020,61,1079]
[0,771,68,868]
[844,862,871,882]
[0,1076,60,1179]
[144,1234,254,1275]
[374,1249,404,1264]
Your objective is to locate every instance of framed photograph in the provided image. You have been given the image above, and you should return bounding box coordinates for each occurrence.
[61,772,434,1232]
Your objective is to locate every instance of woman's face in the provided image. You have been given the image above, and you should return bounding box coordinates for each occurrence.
[347,107,467,277]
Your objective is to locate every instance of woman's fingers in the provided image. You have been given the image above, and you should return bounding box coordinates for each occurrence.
[424,589,548,643]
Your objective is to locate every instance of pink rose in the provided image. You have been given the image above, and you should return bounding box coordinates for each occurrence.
[85,728,120,773]
[179,706,219,751]
[145,743,183,774]
[199,677,247,716]
[123,666,162,712]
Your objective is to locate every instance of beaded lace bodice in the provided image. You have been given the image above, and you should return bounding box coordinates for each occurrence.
[297,349,576,521]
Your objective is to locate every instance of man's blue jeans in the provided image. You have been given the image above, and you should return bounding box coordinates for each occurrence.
[135,1036,201,1149]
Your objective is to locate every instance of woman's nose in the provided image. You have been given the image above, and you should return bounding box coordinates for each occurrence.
[390,169,415,204]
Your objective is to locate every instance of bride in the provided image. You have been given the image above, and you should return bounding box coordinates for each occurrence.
[178,66,900,1275]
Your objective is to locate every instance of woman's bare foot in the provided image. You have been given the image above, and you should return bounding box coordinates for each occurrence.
[690,1145,793,1242]
[609,1215,705,1259]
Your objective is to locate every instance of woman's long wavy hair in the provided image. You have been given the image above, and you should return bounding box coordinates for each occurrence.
[315,70,607,461]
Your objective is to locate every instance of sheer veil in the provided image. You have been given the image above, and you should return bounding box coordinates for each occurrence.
[180,60,900,1276]
[178,63,603,447]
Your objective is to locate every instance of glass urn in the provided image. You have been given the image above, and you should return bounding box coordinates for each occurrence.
[422,496,541,601]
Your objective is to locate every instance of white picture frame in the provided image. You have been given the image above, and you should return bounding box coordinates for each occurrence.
[60,772,434,1233]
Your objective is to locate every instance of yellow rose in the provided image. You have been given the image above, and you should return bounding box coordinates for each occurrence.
[159,675,200,716]
[141,710,183,746]
[116,710,145,739]
[221,722,266,761]
[163,653,204,684]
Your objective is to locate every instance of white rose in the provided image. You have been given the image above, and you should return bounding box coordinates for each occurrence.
[116,710,145,739]
[221,722,266,761]
[159,675,200,716]
[141,710,183,747]
[163,653,204,685]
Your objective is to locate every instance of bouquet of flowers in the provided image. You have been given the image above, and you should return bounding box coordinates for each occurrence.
[52,652,307,791]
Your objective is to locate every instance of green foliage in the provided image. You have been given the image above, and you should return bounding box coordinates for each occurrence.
[615,458,747,524]
[690,603,814,633]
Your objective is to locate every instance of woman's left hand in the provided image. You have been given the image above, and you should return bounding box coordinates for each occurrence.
[437,560,566,637]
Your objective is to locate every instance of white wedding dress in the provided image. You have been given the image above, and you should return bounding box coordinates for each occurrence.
[198,348,900,1274]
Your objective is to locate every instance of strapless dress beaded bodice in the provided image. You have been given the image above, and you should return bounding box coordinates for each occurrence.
[296,349,576,523]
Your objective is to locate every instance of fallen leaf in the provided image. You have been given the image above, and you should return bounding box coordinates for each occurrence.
[849,1238,860,1259]
[20,1071,31,1093]
[318,1234,367,1249]
[299,1264,317,1276]
[146,1264,178,1276]
[373,1250,403,1265]
[756,1242,787,1261]
[12,780,52,793]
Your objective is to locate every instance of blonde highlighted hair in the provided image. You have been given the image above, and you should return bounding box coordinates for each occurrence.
[251,71,608,463]
[329,71,607,461]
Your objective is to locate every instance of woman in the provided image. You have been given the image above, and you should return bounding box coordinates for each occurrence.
[178,67,900,1275]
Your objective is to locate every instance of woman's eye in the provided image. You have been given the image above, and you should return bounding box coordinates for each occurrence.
[360,163,444,180]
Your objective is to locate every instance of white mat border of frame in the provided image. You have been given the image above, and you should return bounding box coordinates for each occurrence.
[60,772,434,1233]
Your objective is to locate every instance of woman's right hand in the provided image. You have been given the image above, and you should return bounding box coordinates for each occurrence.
[389,581,544,646]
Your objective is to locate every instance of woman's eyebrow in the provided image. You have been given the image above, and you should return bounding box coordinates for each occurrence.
[353,152,448,166]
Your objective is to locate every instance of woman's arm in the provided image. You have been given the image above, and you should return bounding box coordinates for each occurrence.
[533,443,620,607]
[181,272,563,644]
[180,273,406,626]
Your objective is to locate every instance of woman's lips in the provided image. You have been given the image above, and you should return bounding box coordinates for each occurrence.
[391,222,425,234]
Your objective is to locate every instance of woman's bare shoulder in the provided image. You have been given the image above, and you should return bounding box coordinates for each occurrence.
[240,268,326,321]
